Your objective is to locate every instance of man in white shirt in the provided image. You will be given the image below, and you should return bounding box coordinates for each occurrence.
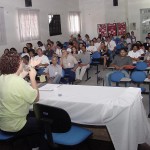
[45,56,62,84]
[34,48,50,75]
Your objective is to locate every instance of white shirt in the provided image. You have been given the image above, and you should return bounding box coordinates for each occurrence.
[126,38,132,44]
[94,43,101,49]
[45,64,62,77]
[86,46,97,53]
[38,45,46,51]
[34,55,50,65]
[128,50,141,63]
[107,40,116,51]
[56,48,62,57]
[138,49,144,55]
[21,53,30,58]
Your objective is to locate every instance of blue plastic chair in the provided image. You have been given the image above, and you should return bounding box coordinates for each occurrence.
[131,71,147,92]
[110,71,125,86]
[33,103,92,148]
[91,51,101,74]
[135,62,148,71]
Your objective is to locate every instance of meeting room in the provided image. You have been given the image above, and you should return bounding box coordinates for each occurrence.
[0,0,150,150]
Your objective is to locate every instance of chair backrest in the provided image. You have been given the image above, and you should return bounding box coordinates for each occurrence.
[135,62,148,71]
[91,51,101,59]
[33,103,71,133]
[110,71,125,82]
[131,71,146,82]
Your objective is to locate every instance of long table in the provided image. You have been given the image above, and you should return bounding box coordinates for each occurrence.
[38,84,150,150]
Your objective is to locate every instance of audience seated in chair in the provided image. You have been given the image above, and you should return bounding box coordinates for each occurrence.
[34,48,50,75]
[105,48,132,86]
[44,56,62,84]
[75,45,91,83]
[60,49,78,84]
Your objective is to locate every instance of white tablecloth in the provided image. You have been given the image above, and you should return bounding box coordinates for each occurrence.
[38,84,150,150]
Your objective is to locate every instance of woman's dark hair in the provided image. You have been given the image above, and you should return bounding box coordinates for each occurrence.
[10,47,17,54]
[37,41,43,47]
[132,44,139,50]
[23,47,29,53]
[22,55,30,62]
[4,49,9,54]
[120,48,127,53]
[0,52,21,74]
[26,43,33,49]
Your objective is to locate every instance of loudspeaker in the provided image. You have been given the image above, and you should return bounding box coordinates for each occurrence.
[25,0,32,7]
[113,0,118,6]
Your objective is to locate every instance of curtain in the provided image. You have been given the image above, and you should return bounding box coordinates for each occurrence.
[0,7,6,45]
[18,9,40,42]
[68,11,80,35]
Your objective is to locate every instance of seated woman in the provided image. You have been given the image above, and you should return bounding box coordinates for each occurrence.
[44,44,54,60]
[99,43,110,69]
[4,48,9,55]
[21,47,30,58]
[105,49,132,86]
[0,52,50,150]
[128,44,141,64]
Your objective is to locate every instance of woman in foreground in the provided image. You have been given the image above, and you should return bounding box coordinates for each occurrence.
[0,52,49,150]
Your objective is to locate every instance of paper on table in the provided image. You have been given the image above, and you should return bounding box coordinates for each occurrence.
[39,84,62,91]
[40,75,46,83]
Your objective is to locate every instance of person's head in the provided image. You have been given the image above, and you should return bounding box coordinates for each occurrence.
[78,34,81,39]
[62,49,67,57]
[51,56,58,66]
[85,34,89,39]
[81,45,86,53]
[23,47,29,53]
[47,39,51,44]
[148,33,150,38]
[92,38,97,43]
[22,55,30,65]
[97,38,101,43]
[100,42,105,49]
[146,37,150,43]
[10,47,17,54]
[57,43,63,49]
[68,42,73,48]
[107,36,111,42]
[26,43,33,49]
[29,50,35,58]
[4,49,9,54]
[148,46,150,52]
[0,52,23,75]
[37,41,43,47]
[132,44,139,52]
[37,48,43,56]
[50,41,54,46]
[119,49,127,57]
[126,32,130,38]
[121,36,125,42]
[90,40,94,46]
[72,46,77,54]
[47,44,51,50]
[131,31,134,35]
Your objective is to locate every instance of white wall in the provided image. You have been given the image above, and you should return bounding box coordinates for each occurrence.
[0,0,79,55]
[79,0,150,41]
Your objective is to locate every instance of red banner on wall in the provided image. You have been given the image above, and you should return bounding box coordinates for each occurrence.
[107,23,117,36]
[97,24,107,36]
[117,22,126,36]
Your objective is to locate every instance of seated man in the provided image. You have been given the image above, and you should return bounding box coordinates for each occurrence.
[60,49,78,84]
[44,56,62,84]
[105,48,132,86]
[34,48,50,75]
[75,45,91,82]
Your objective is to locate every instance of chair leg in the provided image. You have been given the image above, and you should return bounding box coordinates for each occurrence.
[95,65,100,74]
[85,69,91,81]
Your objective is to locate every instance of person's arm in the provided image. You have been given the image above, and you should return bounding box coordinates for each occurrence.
[29,67,39,102]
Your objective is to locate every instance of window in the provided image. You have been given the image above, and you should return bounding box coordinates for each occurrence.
[68,12,80,35]
[48,14,62,36]
[0,7,6,45]
[18,9,40,42]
